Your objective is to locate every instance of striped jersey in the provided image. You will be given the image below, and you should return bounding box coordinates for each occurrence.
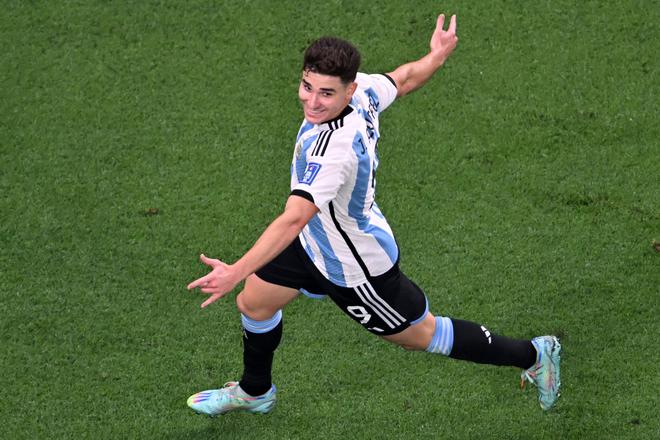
[291,72,398,288]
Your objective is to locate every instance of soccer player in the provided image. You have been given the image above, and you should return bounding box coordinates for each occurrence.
[186,14,561,415]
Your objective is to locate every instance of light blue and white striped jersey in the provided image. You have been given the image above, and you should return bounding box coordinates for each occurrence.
[291,73,398,288]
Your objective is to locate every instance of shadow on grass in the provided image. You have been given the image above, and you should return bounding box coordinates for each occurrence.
[164,414,284,440]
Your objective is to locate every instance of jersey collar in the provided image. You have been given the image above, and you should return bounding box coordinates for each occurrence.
[317,105,354,131]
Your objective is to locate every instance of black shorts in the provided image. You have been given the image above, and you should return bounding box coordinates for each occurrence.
[255,238,428,336]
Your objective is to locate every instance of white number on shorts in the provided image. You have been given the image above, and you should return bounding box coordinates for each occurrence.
[347,306,371,324]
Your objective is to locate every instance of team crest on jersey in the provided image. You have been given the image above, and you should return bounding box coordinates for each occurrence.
[301,162,322,184]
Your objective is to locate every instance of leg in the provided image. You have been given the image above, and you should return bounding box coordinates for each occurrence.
[384,310,536,368]
[236,273,300,321]
[384,310,561,410]
[187,275,299,416]
[446,318,536,368]
[236,274,299,396]
[332,267,537,368]
[382,312,436,351]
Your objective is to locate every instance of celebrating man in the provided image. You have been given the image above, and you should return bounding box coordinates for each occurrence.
[186,14,561,415]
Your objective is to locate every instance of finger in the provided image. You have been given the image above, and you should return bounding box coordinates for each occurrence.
[199,253,220,267]
[448,14,457,34]
[201,293,223,308]
[436,14,445,31]
[187,274,212,290]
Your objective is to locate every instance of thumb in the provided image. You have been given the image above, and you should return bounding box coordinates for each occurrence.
[199,253,219,267]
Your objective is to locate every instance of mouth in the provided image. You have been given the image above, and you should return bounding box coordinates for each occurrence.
[305,106,326,119]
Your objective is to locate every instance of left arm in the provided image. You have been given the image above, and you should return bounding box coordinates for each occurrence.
[388,14,458,98]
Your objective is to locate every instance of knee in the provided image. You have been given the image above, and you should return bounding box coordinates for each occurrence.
[235,291,253,316]
[236,291,273,321]
[384,313,436,352]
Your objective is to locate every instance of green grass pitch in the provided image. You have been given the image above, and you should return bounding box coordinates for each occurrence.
[1,1,658,438]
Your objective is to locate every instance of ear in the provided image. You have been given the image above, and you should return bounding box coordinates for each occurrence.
[346,81,358,98]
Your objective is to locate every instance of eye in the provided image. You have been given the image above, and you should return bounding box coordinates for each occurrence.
[322,92,333,97]
[303,83,312,91]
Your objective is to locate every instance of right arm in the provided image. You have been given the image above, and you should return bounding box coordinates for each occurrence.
[187,194,319,308]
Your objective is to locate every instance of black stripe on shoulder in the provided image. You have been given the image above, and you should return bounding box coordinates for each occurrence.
[328,201,371,278]
[312,110,349,157]
[324,105,353,129]
[311,130,334,157]
[319,130,333,156]
[311,131,326,156]
[381,73,397,89]
[290,189,315,204]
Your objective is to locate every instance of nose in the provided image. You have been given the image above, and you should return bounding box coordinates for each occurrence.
[308,92,319,108]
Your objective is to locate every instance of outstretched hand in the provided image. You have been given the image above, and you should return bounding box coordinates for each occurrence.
[187,254,239,308]
[429,14,458,62]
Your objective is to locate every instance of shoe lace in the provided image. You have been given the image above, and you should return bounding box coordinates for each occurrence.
[520,364,540,390]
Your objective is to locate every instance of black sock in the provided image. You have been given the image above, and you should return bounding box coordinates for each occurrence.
[448,319,536,369]
[239,320,283,396]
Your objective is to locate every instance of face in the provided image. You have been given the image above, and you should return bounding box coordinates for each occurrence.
[299,70,357,124]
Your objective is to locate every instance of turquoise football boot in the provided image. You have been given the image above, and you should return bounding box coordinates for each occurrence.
[520,336,562,410]
[187,382,276,416]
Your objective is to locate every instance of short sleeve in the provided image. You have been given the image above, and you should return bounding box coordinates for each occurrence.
[355,72,398,112]
[291,134,353,209]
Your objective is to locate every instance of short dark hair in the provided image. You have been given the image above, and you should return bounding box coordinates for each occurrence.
[302,37,361,84]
